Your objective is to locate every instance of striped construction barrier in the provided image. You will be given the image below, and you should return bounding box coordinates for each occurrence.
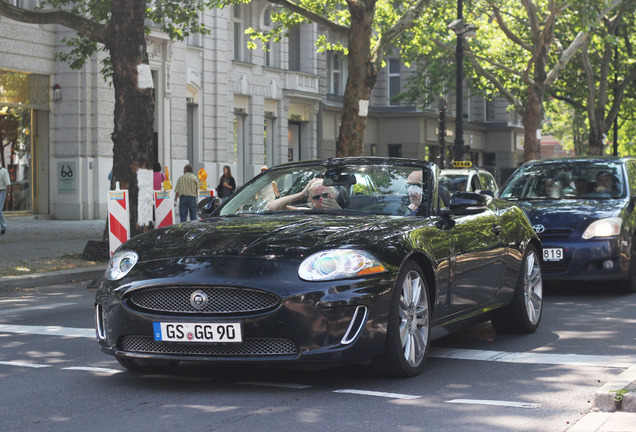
[154,190,175,228]
[108,183,130,255]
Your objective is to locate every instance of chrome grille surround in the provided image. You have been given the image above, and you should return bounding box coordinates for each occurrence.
[120,336,297,356]
[128,286,280,314]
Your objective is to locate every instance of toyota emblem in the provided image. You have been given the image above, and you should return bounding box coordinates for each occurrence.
[190,290,208,310]
[532,224,545,234]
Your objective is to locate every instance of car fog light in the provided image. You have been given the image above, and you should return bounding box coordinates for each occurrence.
[603,260,614,270]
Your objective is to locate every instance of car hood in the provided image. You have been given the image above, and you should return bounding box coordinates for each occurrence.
[514,199,625,232]
[121,214,401,262]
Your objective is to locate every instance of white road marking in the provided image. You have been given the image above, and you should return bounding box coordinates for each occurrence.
[333,389,421,400]
[63,366,122,375]
[447,399,540,409]
[236,381,311,389]
[0,303,77,316]
[430,347,635,368]
[0,361,51,368]
[0,324,94,338]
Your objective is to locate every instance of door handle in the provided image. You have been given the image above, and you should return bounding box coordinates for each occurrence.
[491,224,501,235]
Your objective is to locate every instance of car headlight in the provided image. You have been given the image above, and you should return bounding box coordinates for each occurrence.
[298,249,387,281]
[582,217,622,239]
[105,250,138,281]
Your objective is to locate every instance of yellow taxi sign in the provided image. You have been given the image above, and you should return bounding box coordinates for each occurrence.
[452,161,472,168]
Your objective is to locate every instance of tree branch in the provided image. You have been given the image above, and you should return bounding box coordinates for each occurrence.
[545,0,621,85]
[374,0,433,62]
[0,0,107,43]
[604,64,636,130]
[490,4,533,52]
[266,0,349,36]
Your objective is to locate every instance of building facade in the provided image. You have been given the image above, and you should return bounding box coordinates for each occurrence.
[0,1,524,220]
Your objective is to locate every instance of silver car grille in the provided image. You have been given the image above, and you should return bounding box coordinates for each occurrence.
[128,287,280,314]
[121,336,297,356]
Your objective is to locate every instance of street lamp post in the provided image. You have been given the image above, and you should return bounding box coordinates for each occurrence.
[454,0,465,162]
[438,98,447,169]
[448,0,476,163]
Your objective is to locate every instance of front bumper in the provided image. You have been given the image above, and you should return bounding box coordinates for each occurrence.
[95,257,395,365]
[539,236,629,281]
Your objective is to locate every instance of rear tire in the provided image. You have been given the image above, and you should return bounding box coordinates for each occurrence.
[115,356,180,372]
[370,261,431,377]
[491,244,543,333]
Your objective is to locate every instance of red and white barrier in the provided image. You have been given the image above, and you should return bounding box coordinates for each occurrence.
[108,183,130,255]
[197,189,215,203]
[154,190,175,228]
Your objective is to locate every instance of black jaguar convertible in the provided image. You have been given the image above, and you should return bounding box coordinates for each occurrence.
[96,157,542,377]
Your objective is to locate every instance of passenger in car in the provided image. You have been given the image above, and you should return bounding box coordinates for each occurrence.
[574,178,591,197]
[595,171,619,195]
[543,178,563,197]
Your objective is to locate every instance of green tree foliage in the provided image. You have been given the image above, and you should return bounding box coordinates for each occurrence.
[209,0,435,156]
[549,1,636,155]
[402,0,620,162]
[0,0,213,235]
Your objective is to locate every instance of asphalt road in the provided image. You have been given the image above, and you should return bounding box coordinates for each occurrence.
[0,281,634,432]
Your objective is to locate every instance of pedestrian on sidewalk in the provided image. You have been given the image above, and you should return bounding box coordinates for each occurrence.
[175,164,199,222]
[0,163,11,235]
[216,165,236,198]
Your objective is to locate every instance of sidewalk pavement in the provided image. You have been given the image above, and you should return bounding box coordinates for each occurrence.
[0,214,107,290]
[0,214,634,431]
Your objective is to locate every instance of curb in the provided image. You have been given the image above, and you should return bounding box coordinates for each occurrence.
[594,364,636,412]
[0,265,106,292]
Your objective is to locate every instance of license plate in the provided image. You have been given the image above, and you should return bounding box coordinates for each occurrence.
[543,248,563,262]
[153,322,242,343]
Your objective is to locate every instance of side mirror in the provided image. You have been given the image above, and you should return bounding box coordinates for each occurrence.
[443,191,490,215]
[479,190,494,197]
[197,196,222,219]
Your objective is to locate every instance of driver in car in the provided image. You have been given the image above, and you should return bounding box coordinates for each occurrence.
[266,179,342,211]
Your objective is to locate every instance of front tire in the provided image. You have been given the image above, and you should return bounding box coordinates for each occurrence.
[621,248,636,293]
[491,244,543,333]
[370,261,431,377]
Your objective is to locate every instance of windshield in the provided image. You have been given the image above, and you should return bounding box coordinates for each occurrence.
[219,163,425,216]
[499,161,625,200]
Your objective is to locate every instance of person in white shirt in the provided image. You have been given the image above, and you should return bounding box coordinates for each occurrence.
[0,165,11,235]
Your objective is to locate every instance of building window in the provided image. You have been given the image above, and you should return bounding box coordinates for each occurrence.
[388,59,401,106]
[328,52,347,96]
[388,144,402,158]
[186,22,203,47]
[288,26,300,71]
[262,8,278,68]
[486,99,495,122]
[233,5,247,61]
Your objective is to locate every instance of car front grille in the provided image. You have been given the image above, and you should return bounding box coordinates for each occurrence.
[541,258,572,274]
[120,336,297,356]
[128,287,280,314]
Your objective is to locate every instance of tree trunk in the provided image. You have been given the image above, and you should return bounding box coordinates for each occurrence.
[105,0,154,237]
[336,2,377,157]
[522,83,544,162]
[588,114,605,155]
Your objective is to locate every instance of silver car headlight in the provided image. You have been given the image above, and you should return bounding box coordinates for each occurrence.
[105,250,138,281]
[298,249,387,281]
[582,217,622,239]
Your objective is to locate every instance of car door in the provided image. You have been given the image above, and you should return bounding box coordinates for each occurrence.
[448,200,506,314]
